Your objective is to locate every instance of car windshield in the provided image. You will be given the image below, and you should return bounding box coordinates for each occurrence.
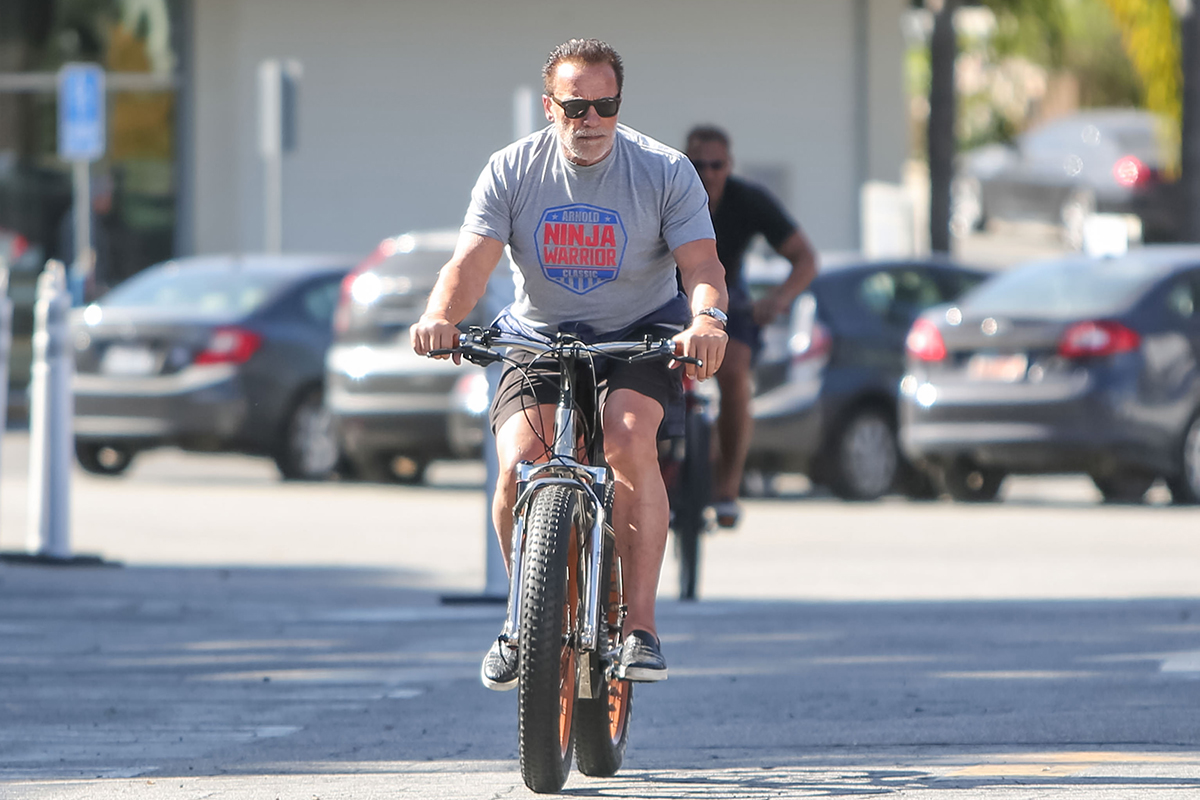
[100,265,286,315]
[961,257,1169,318]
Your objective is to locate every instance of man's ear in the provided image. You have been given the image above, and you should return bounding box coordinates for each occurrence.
[542,95,554,122]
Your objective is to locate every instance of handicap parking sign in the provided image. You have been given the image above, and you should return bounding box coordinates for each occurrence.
[57,63,106,162]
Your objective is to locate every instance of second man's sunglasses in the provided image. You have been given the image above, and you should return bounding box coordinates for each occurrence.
[551,95,622,119]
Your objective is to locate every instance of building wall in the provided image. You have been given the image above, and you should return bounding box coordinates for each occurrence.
[190,0,908,256]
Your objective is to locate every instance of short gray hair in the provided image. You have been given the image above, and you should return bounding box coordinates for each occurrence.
[542,39,624,96]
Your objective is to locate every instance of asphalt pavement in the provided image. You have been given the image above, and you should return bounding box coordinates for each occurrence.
[2,434,1200,798]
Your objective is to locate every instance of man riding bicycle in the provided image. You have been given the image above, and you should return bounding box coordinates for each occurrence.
[410,38,728,690]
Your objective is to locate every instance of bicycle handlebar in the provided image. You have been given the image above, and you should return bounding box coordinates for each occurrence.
[427,327,703,367]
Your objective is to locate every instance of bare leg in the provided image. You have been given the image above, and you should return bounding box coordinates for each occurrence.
[714,338,754,503]
[492,404,557,575]
[602,389,668,638]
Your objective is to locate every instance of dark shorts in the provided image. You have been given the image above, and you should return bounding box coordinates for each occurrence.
[487,295,691,441]
[726,291,763,362]
[489,348,682,441]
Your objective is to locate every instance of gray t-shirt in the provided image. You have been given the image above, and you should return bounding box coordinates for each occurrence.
[462,123,714,335]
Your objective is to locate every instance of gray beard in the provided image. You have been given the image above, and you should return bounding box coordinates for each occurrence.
[561,128,613,164]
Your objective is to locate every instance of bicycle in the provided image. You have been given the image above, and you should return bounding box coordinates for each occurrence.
[660,374,714,600]
[431,325,700,794]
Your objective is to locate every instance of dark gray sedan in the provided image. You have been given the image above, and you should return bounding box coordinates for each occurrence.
[72,254,352,479]
[900,245,1200,504]
[746,254,989,500]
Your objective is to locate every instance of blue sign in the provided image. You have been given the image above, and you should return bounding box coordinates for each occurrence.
[57,63,106,162]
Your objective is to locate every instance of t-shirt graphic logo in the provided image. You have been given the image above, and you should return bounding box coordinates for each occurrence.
[535,203,627,294]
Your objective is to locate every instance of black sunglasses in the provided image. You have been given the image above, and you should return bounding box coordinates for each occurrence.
[551,95,621,119]
[690,158,727,172]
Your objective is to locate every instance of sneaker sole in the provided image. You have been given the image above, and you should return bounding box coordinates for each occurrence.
[617,665,668,682]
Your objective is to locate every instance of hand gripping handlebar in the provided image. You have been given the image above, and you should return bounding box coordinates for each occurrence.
[427,326,702,367]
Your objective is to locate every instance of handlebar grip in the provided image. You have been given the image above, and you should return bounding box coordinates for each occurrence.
[427,348,458,357]
[675,355,703,367]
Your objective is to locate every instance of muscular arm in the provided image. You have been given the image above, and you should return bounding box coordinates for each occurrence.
[673,238,729,381]
[754,227,819,324]
[410,232,506,358]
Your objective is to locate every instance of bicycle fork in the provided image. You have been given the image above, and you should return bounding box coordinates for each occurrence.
[500,465,615,697]
[497,345,621,697]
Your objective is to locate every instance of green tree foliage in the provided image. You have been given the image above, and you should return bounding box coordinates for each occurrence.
[985,0,1178,120]
[1100,0,1181,124]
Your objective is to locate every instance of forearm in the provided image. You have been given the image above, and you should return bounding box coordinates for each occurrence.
[421,264,489,326]
[679,257,728,315]
[774,230,818,305]
[419,232,504,325]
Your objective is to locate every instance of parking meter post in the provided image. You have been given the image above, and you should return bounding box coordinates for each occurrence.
[70,161,91,304]
[26,261,73,560]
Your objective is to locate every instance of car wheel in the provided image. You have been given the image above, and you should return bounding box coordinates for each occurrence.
[1167,415,1200,505]
[75,441,136,476]
[897,460,940,501]
[1091,469,1154,504]
[350,451,429,485]
[942,457,1005,502]
[827,408,898,501]
[1061,188,1095,250]
[274,387,339,481]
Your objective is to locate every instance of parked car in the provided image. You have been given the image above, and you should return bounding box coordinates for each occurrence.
[325,230,489,483]
[745,252,991,500]
[953,108,1179,246]
[899,245,1200,504]
[1,225,49,421]
[72,254,352,479]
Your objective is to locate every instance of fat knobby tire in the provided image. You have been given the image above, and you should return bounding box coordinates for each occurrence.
[519,485,578,793]
[574,535,633,776]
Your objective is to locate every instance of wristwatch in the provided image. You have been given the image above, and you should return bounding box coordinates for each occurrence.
[694,307,728,327]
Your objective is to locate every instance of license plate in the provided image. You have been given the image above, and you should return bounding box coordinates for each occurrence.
[967,353,1028,382]
[101,345,158,376]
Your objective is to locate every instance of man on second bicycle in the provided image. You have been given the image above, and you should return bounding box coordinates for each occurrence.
[411,38,728,690]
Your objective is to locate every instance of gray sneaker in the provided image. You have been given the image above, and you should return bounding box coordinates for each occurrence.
[481,637,518,691]
[616,629,668,682]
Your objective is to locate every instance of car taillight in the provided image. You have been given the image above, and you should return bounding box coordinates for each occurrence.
[194,327,262,365]
[1058,320,1140,358]
[906,318,947,362]
[789,319,831,364]
[7,233,28,261]
[333,237,399,334]
[1113,155,1151,188]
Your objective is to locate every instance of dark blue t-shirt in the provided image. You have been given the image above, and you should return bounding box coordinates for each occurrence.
[712,175,797,310]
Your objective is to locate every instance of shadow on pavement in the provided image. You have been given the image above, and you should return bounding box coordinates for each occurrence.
[2,561,1199,796]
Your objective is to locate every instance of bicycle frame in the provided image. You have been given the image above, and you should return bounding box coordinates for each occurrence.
[499,338,613,667]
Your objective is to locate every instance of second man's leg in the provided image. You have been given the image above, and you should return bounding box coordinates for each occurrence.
[714,337,754,523]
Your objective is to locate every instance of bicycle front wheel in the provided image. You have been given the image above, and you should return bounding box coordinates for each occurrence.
[574,534,633,776]
[518,485,579,794]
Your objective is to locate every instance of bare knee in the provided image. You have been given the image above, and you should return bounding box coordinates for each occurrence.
[602,392,662,477]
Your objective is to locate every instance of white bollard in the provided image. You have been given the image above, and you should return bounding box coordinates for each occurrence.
[26,260,74,559]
